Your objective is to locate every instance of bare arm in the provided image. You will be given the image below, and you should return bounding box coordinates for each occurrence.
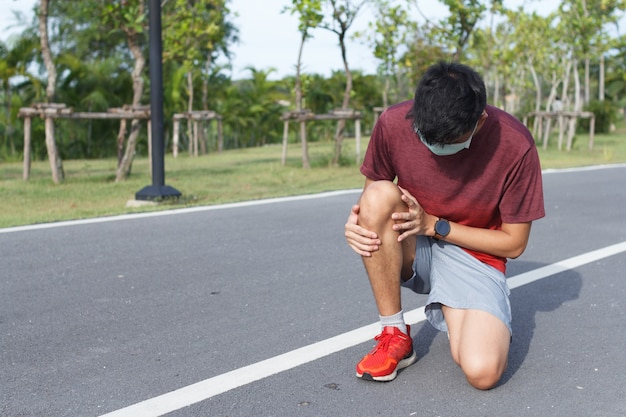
[392,187,532,259]
[435,221,531,259]
[346,180,532,259]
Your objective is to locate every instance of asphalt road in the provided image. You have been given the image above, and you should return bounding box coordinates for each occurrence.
[1,164,625,417]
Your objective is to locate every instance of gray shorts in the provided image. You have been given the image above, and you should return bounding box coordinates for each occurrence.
[402,236,512,336]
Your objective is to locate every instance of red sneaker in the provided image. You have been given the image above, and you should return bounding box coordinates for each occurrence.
[356,325,416,381]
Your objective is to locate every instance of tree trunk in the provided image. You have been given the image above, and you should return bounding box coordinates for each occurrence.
[116,2,146,182]
[202,56,212,152]
[45,117,64,183]
[566,58,581,151]
[332,32,352,167]
[4,85,15,154]
[558,58,572,150]
[383,77,389,108]
[529,62,542,137]
[202,55,212,111]
[492,74,500,110]
[599,54,605,101]
[187,71,197,156]
[39,0,64,183]
[296,31,310,169]
[542,72,561,149]
[116,119,127,165]
[584,57,590,105]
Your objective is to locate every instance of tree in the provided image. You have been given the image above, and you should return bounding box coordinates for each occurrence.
[283,0,323,168]
[429,0,495,61]
[558,0,626,105]
[221,67,287,148]
[356,0,416,107]
[38,0,64,183]
[0,36,37,156]
[100,0,149,182]
[319,0,366,166]
[162,0,237,155]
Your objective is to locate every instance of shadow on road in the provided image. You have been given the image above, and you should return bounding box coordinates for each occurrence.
[405,260,582,387]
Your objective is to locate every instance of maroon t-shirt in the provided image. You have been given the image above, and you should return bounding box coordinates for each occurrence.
[361,101,545,273]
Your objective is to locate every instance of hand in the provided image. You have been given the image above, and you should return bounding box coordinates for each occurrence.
[344,204,381,257]
[391,187,435,242]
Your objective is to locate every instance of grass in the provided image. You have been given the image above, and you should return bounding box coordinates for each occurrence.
[1,124,625,229]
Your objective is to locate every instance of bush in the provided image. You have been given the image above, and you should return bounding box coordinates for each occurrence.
[580,100,617,134]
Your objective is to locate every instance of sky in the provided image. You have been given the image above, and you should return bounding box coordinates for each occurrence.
[1,0,560,80]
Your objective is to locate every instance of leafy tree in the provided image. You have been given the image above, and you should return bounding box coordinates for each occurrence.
[54,55,132,158]
[425,0,495,61]
[162,0,237,153]
[559,0,626,106]
[221,67,288,148]
[0,35,40,157]
[356,0,417,107]
[400,25,447,90]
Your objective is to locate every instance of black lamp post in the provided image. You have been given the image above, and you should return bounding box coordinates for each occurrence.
[135,0,181,201]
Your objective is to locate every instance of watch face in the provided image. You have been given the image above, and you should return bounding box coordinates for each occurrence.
[436,219,450,236]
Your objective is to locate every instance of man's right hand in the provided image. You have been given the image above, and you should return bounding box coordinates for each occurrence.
[344,204,381,257]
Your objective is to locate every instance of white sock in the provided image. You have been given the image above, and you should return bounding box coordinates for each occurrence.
[379,310,407,335]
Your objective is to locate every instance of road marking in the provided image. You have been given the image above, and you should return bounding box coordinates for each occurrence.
[0,189,361,234]
[4,163,626,235]
[100,240,626,417]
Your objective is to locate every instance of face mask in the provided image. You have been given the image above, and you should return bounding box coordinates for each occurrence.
[419,135,472,156]
[416,119,478,156]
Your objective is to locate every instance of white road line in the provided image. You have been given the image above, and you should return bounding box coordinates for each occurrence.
[0,189,361,234]
[100,240,626,417]
[4,163,626,235]
[508,241,626,290]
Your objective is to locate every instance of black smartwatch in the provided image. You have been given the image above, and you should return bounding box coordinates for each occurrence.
[434,218,451,240]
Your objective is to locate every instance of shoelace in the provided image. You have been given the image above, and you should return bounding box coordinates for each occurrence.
[371,331,403,354]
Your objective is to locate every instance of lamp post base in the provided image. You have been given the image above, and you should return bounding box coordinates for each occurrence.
[135,185,182,201]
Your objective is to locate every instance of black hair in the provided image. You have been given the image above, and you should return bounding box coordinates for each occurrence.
[406,61,486,145]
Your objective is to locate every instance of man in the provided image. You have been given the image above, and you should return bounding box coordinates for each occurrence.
[344,62,545,390]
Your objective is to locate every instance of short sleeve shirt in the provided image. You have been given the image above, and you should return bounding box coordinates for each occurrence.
[360,101,545,273]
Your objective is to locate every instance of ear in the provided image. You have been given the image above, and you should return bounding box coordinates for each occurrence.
[476,110,488,131]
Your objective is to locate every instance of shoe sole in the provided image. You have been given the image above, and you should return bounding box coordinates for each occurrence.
[356,350,417,382]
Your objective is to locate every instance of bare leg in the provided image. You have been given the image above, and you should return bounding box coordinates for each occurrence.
[358,181,416,316]
[442,306,510,389]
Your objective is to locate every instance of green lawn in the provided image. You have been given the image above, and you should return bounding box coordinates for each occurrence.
[1,127,625,229]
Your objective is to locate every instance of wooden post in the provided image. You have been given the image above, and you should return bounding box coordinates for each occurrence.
[281,120,289,166]
[355,118,361,163]
[45,116,62,184]
[199,120,206,154]
[372,107,386,129]
[542,114,552,149]
[589,115,595,150]
[217,118,223,153]
[566,115,576,151]
[173,118,180,158]
[536,114,543,141]
[23,117,32,180]
[558,114,565,150]
[193,120,199,156]
[300,120,309,169]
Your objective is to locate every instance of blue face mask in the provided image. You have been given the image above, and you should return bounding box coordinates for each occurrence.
[416,120,479,156]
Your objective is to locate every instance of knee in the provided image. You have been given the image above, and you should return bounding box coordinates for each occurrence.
[358,181,402,223]
[461,356,507,390]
